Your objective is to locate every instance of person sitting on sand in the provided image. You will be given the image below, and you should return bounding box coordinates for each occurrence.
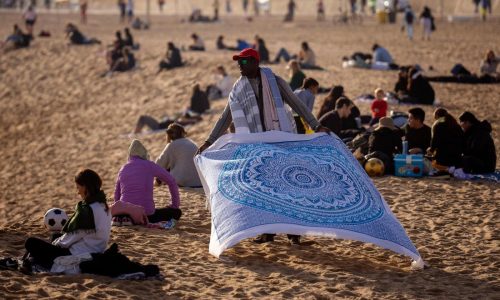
[114,140,181,225]
[287,60,306,91]
[0,24,32,51]
[158,42,183,72]
[106,31,126,67]
[319,97,354,139]
[372,43,394,64]
[206,65,236,100]
[370,88,388,126]
[123,27,139,49]
[109,47,136,73]
[186,83,210,116]
[189,33,205,51]
[427,108,465,172]
[293,77,319,133]
[274,41,317,69]
[480,50,499,80]
[368,117,402,174]
[196,48,331,245]
[458,111,496,174]
[294,77,319,112]
[399,67,435,105]
[156,123,202,187]
[65,23,101,45]
[317,85,345,119]
[19,169,111,273]
[404,107,431,154]
[253,37,270,63]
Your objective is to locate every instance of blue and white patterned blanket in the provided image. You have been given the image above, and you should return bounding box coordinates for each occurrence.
[195,132,422,264]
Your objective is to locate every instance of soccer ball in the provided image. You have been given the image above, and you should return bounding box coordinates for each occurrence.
[44,208,68,232]
[364,158,385,177]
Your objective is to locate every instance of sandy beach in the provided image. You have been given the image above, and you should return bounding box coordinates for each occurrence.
[0,4,499,299]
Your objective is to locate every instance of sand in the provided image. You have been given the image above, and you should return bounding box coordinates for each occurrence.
[0,7,499,300]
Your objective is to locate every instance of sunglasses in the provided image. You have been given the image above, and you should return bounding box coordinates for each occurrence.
[238,58,252,65]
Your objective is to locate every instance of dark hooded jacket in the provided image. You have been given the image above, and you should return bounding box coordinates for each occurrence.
[463,121,497,173]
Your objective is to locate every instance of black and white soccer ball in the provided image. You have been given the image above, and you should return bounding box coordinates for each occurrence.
[43,208,68,232]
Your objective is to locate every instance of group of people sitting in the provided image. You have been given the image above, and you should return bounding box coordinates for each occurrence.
[3,125,200,274]
[291,76,496,177]
[104,28,138,75]
[135,65,235,133]
[425,50,499,84]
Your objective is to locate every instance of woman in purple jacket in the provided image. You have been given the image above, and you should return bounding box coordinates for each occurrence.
[114,139,181,225]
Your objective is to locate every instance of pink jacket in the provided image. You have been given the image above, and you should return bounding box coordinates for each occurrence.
[114,156,180,215]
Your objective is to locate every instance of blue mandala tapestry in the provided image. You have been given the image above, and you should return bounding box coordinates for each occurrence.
[195,132,422,263]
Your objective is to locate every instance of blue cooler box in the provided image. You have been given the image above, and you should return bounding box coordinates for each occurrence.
[394,154,424,177]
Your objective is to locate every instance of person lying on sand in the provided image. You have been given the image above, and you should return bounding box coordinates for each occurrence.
[0,24,32,51]
[274,41,318,69]
[65,23,101,45]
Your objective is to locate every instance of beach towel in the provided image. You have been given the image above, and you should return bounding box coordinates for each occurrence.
[195,131,424,268]
[229,67,294,134]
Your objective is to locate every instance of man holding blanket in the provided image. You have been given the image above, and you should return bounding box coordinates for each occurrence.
[197,48,330,245]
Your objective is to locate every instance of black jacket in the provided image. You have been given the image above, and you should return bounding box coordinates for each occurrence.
[463,121,497,173]
[409,76,435,105]
[431,119,465,166]
[368,127,402,158]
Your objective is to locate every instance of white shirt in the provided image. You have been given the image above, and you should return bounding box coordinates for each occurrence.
[216,75,236,97]
[193,37,205,48]
[53,202,111,256]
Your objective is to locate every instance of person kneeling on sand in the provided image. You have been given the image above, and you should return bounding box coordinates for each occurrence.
[155,123,202,187]
[113,140,181,226]
[0,169,111,274]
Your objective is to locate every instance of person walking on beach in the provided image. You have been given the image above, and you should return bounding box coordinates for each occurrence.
[22,5,36,36]
[196,48,330,245]
[80,0,88,24]
[403,6,415,40]
[317,0,325,21]
[284,0,296,22]
[419,6,434,41]
[118,0,126,23]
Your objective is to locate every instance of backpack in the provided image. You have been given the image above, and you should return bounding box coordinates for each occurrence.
[405,11,414,24]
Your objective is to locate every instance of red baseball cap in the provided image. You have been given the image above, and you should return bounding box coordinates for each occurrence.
[232,48,260,62]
